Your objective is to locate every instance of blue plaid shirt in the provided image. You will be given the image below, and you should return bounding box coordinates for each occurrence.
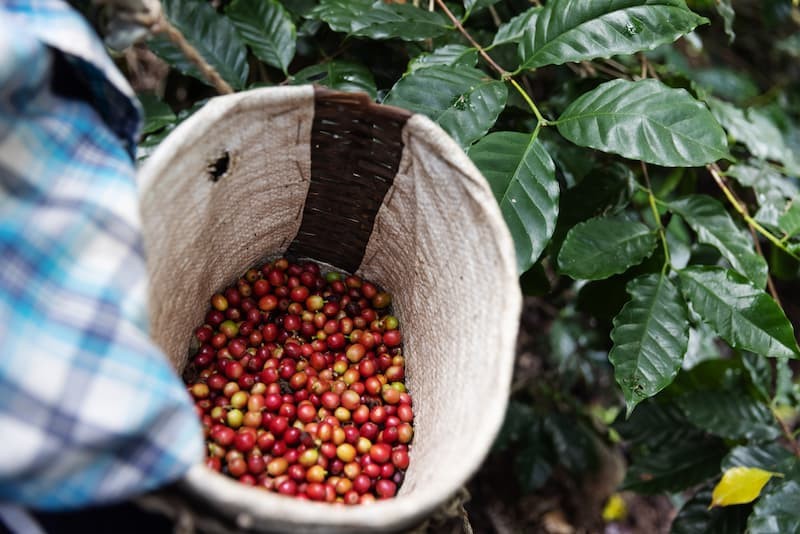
[0,0,203,510]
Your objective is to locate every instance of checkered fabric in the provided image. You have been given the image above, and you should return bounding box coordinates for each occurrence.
[0,0,203,510]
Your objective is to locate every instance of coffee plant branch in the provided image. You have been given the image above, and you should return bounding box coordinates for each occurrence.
[433,0,549,128]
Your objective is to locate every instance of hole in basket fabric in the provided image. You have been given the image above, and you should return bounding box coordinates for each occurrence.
[207,151,231,182]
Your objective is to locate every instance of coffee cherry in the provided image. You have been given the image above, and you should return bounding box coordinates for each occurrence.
[369,443,391,464]
[185,259,413,504]
[375,479,397,499]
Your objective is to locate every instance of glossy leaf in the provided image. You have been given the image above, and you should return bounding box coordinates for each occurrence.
[742,352,772,402]
[676,391,781,441]
[668,195,768,288]
[492,7,540,46]
[615,400,700,451]
[722,443,796,473]
[671,484,751,534]
[678,267,800,359]
[727,163,798,230]
[150,0,249,90]
[747,477,800,533]
[137,94,175,135]
[558,217,657,280]
[493,400,537,452]
[610,274,689,415]
[291,61,376,100]
[557,79,730,167]
[708,98,792,166]
[469,132,559,273]
[552,162,635,252]
[514,445,553,493]
[712,467,778,507]
[779,202,800,238]
[309,0,370,33]
[226,0,295,74]
[690,68,759,106]
[622,436,727,494]
[519,0,706,70]
[312,0,448,41]
[407,45,478,73]
[385,66,507,148]
[544,414,597,475]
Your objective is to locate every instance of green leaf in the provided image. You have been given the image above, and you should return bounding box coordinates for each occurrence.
[727,164,798,230]
[708,99,791,162]
[557,217,657,280]
[468,132,559,273]
[552,162,635,252]
[709,99,800,173]
[742,352,773,402]
[137,94,175,135]
[722,443,796,473]
[683,324,722,369]
[610,274,689,415]
[689,69,758,106]
[544,414,597,475]
[557,79,729,167]
[779,202,800,239]
[514,442,552,493]
[622,435,727,494]
[407,45,478,73]
[671,484,751,534]
[716,0,735,42]
[616,400,700,450]
[519,0,706,70]
[676,391,781,441]
[226,0,295,74]
[493,400,537,452]
[309,0,373,33]
[668,195,768,288]
[677,267,800,359]
[666,215,691,270]
[384,66,507,148]
[747,476,800,533]
[312,0,448,41]
[492,7,540,46]
[291,61,376,100]
[149,0,249,90]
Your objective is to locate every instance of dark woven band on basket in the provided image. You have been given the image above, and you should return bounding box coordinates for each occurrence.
[286,87,412,273]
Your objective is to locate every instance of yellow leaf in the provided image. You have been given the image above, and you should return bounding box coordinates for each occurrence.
[711,467,779,508]
[602,493,627,522]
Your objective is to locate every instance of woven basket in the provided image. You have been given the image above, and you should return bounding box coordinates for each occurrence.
[137,85,521,533]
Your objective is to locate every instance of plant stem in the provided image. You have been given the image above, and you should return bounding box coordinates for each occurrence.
[773,408,800,458]
[641,162,671,273]
[708,164,800,262]
[433,0,549,124]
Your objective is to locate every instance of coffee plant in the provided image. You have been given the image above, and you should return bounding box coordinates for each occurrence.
[130,0,800,530]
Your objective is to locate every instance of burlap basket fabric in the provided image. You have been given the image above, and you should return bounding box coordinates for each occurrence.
[137,85,521,533]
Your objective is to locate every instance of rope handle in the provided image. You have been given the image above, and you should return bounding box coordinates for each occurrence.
[95,0,234,95]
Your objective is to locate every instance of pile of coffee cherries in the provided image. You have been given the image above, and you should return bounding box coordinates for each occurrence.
[184,258,413,504]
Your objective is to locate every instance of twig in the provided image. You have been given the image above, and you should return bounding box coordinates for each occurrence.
[152,12,233,94]
[641,162,671,273]
[488,5,502,27]
[748,223,783,305]
[774,409,800,458]
[708,164,800,261]
[433,0,549,126]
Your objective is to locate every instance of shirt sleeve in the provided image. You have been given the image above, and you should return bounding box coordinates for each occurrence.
[0,1,203,509]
